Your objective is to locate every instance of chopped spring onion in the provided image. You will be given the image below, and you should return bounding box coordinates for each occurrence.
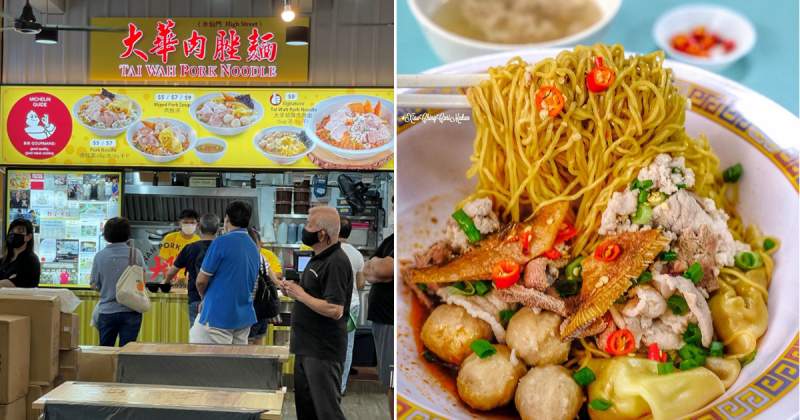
[470,339,497,359]
[662,251,678,261]
[446,281,475,296]
[631,203,653,225]
[589,398,613,411]
[678,344,707,361]
[474,280,492,296]
[671,167,683,175]
[734,251,764,271]
[677,183,686,189]
[614,295,627,304]
[657,362,675,375]
[694,354,707,367]
[638,189,649,203]
[723,163,743,183]
[422,351,436,363]
[573,367,596,386]
[556,280,579,297]
[632,270,653,287]
[683,323,702,346]
[630,178,653,191]
[647,191,668,206]
[417,283,428,291]
[764,238,776,251]
[565,257,585,282]
[740,350,757,367]
[499,309,516,323]
[684,262,703,284]
[710,341,724,358]
[452,209,482,243]
[667,295,689,316]
[679,358,700,370]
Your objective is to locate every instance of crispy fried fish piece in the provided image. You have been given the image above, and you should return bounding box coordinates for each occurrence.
[560,229,669,339]
[409,202,569,284]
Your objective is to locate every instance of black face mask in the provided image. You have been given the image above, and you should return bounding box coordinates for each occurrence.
[6,232,25,249]
[301,228,328,247]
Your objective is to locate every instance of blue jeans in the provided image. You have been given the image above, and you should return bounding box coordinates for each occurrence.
[341,303,359,393]
[97,312,142,347]
[189,301,201,329]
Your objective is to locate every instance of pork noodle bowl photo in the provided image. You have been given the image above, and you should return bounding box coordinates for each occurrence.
[316,99,392,150]
[400,44,782,420]
[77,88,139,130]
[132,118,191,156]
[195,92,258,128]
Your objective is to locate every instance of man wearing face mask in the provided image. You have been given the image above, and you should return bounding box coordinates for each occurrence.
[0,220,40,288]
[280,206,352,420]
[158,209,200,280]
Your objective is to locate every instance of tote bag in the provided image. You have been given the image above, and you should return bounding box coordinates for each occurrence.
[115,245,151,313]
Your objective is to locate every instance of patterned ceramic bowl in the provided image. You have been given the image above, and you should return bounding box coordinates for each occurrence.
[396,49,799,420]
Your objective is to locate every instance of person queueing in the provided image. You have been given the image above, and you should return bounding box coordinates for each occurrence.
[90,217,147,347]
[194,201,260,344]
[158,209,200,280]
[338,217,366,395]
[365,196,395,419]
[247,228,281,345]
[164,213,220,328]
[0,220,40,288]
[280,206,352,420]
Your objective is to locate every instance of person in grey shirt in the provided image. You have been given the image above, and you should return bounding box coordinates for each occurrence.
[90,217,147,347]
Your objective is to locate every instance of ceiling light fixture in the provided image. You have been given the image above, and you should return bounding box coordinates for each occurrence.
[286,25,309,46]
[35,28,58,44]
[281,2,296,22]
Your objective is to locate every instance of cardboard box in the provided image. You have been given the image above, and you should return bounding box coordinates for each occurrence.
[0,295,60,385]
[0,316,29,405]
[24,384,52,420]
[54,349,81,388]
[58,313,80,350]
[77,346,120,383]
[0,397,25,420]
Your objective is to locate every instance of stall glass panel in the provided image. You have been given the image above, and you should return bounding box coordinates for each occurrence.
[6,169,123,288]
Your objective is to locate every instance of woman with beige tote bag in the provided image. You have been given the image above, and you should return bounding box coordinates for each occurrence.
[90,217,149,347]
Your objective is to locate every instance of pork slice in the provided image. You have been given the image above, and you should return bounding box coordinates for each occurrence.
[668,225,719,292]
[622,285,667,319]
[209,114,225,127]
[653,274,713,347]
[523,258,550,291]
[413,240,453,269]
[596,318,617,351]
[329,123,349,141]
[494,284,577,318]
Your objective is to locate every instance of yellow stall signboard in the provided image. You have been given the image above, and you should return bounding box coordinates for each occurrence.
[90,17,310,82]
[0,86,394,170]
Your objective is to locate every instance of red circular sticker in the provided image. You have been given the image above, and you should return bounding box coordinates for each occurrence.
[6,93,72,160]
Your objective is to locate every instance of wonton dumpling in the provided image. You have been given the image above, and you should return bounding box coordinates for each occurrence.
[586,357,725,420]
[708,267,768,355]
[705,357,742,390]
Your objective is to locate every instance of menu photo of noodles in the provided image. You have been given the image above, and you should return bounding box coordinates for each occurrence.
[397,44,792,420]
[303,95,395,168]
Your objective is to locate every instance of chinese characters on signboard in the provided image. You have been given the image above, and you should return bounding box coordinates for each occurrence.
[91,18,309,82]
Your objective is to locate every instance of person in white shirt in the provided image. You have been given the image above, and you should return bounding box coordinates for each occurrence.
[337,217,366,394]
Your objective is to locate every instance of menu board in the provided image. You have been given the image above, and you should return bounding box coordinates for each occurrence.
[6,170,122,288]
[0,86,395,170]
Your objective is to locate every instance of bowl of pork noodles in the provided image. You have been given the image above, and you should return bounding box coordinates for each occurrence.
[396,44,799,420]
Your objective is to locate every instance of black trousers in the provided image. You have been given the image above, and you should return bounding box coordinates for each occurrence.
[294,355,346,420]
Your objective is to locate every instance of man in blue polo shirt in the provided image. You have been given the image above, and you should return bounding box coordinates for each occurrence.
[193,200,260,344]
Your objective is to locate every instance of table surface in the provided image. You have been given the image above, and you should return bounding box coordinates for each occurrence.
[397,0,799,116]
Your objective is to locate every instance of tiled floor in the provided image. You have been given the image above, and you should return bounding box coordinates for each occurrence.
[280,390,391,420]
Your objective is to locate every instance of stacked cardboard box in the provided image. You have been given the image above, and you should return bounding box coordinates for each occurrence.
[77,346,120,383]
[58,313,80,351]
[0,315,29,420]
[0,295,60,385]
[24,384,52,420]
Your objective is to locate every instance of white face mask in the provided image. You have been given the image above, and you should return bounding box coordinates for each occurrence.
[181,223,197,235]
